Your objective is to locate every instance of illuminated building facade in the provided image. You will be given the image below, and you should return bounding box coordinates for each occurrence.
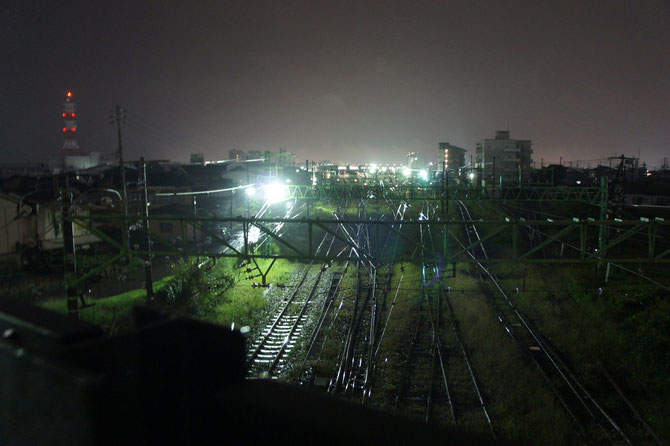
[438,142,466,172]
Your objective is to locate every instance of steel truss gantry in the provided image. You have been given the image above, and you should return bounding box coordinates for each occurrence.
[284,184,605,206]
[67,213,669,289]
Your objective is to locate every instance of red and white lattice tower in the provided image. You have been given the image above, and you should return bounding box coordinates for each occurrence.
[61,91,80,155]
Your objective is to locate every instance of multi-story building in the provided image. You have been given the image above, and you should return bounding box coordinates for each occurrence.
[190,153,205,164]
[438,142,466,173]
[407,152,426,170]
[229,149,246,162]
[247,150,263,160]
[475,131,532,186]
[278,148,296,166]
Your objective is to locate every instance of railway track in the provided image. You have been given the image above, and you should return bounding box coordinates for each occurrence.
[393,202,496,438]
[290,198,401,398]
[249,197,373,380]
[328,205,378,394]
[246,217,338,379]
[488,201,665,445]
[454,199,663,445]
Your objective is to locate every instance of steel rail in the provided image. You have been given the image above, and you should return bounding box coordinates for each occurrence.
[422,202,496,437]
[246,214,337,376]
[493,202,665,444]
[456,200,634,444]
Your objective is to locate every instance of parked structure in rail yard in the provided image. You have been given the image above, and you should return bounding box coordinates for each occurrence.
[475,130,533,187]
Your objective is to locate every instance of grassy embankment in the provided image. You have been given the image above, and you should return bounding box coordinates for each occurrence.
[464,199,669,441]
[41,257,301,333]
[367,260,579,444]
[447,268,579,444]
[494,262,670,441]
[40,275,173,328]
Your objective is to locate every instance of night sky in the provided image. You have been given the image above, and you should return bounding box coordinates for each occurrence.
[1,1,668,166]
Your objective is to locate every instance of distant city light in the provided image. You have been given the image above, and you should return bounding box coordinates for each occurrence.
[402,167,411,177]
[419,170,428,181]
[468,173,475,180]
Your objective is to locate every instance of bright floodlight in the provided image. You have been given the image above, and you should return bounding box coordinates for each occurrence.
[468,172,475,180]
[402,167,412,177]
[245,187,256,197]
[248,226,260,243]
[419,170,428,181]
[264,183,289,204]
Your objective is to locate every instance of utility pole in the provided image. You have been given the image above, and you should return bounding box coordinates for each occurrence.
[61,177,78,318]
[246,162,251,218]
[442,159,449,217]
[230,190,234,232]
[140,157,154,303]
[192,196,198,246]
[598,176,609,269]
[491,155,496,197]
[111,105,129,256]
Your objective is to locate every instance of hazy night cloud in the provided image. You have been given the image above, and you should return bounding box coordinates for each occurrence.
[321,92,347,110]
[0,0,668,166]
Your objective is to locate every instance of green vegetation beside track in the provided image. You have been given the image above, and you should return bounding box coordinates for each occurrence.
[40,258,301,333]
